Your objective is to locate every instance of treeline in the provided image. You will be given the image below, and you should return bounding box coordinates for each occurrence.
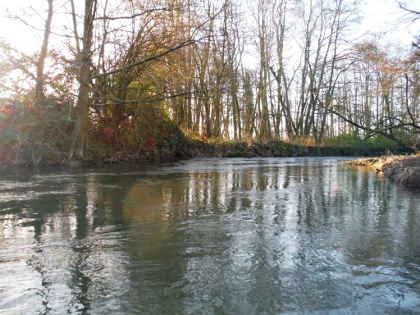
[0,0,419,162]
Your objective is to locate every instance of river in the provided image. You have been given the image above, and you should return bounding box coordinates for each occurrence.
[1,157,420,314]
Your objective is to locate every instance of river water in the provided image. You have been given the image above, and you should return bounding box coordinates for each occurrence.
[0,157,420,314]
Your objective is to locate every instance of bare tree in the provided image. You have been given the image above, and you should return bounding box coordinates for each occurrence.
[69,0,97,160]
[35,0,54,105]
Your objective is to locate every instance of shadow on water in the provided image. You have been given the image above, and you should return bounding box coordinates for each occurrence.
[0,157,420,314]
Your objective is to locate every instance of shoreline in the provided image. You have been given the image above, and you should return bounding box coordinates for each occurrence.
[1,139,413,169]
[3,142,420,189]
[343,154,420,188]
[0,139,413,169]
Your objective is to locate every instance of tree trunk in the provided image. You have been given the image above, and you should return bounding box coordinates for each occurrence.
[69,0,96,160]
[35,0,53,105]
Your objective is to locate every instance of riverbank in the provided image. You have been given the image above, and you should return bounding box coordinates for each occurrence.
[187,140,411,159]
[344,154,420,188]
[0,138,414,168]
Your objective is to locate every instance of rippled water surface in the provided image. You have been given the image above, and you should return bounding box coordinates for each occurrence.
[1,157,420,314]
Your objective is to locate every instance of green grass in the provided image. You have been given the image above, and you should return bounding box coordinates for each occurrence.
[324,132,401,152]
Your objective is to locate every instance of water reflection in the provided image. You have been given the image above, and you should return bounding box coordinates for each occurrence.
[0,158,420,314]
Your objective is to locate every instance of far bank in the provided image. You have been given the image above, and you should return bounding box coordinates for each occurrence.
[0,136,415,169]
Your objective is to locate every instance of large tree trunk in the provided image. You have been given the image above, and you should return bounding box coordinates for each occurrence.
[69,0,96,160]
[35,0,53,105]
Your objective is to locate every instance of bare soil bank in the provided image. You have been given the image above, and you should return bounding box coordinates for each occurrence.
[344,154,420,188]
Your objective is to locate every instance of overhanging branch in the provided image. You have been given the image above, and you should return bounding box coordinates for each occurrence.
[94,7,176,21]
[327,107,414,148]
[90,39,195,80]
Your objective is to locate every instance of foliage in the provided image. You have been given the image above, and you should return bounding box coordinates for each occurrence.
[89,101,188,162]
[0,98,73,164]
[325,132,402,151]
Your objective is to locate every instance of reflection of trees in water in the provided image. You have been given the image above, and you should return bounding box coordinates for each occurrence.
[0,172,137,314]
[66,181,92,314]
[121,177,189,313]
[1,161,420,313]
[406,198,420,265]
[24,177,93,314]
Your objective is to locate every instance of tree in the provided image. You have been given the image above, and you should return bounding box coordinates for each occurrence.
[69,0,97,160]
[35,0,54,106]
[398,1,420,59]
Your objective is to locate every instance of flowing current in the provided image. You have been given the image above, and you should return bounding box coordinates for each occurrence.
[1,157,420,314]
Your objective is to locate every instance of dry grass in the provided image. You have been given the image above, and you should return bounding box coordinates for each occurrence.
[344,153,420,171]
[285,136,318,146]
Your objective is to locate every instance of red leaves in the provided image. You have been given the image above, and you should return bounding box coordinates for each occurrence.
[0,106,12,114]
[144,136,157,149]
[102,127,116,145]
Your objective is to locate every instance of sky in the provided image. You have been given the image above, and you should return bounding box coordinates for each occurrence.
[0,0,419,57]
[357,0,419,49]
[0,0,51,54]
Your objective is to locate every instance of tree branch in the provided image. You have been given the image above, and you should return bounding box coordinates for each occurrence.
[399,2,420,17]
[94,7,176,21]
[91,91,193,107]
[327,106,414,148]
[90,39,195,79]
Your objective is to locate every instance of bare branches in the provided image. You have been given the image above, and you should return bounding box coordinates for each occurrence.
[326,106,413,148]
[70,0,81,54]
[2,0,419,152]
[92,91,193,107]
[94,7,174,21]
[398,2,420,19]
[35,0,54,104]
[7,10,78,41]
[90,39,196,79]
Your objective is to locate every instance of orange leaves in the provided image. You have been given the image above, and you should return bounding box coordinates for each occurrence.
[0,105,12,114]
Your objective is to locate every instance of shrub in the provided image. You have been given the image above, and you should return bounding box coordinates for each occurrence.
[0,99,73,164]
[325,132,402,153]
